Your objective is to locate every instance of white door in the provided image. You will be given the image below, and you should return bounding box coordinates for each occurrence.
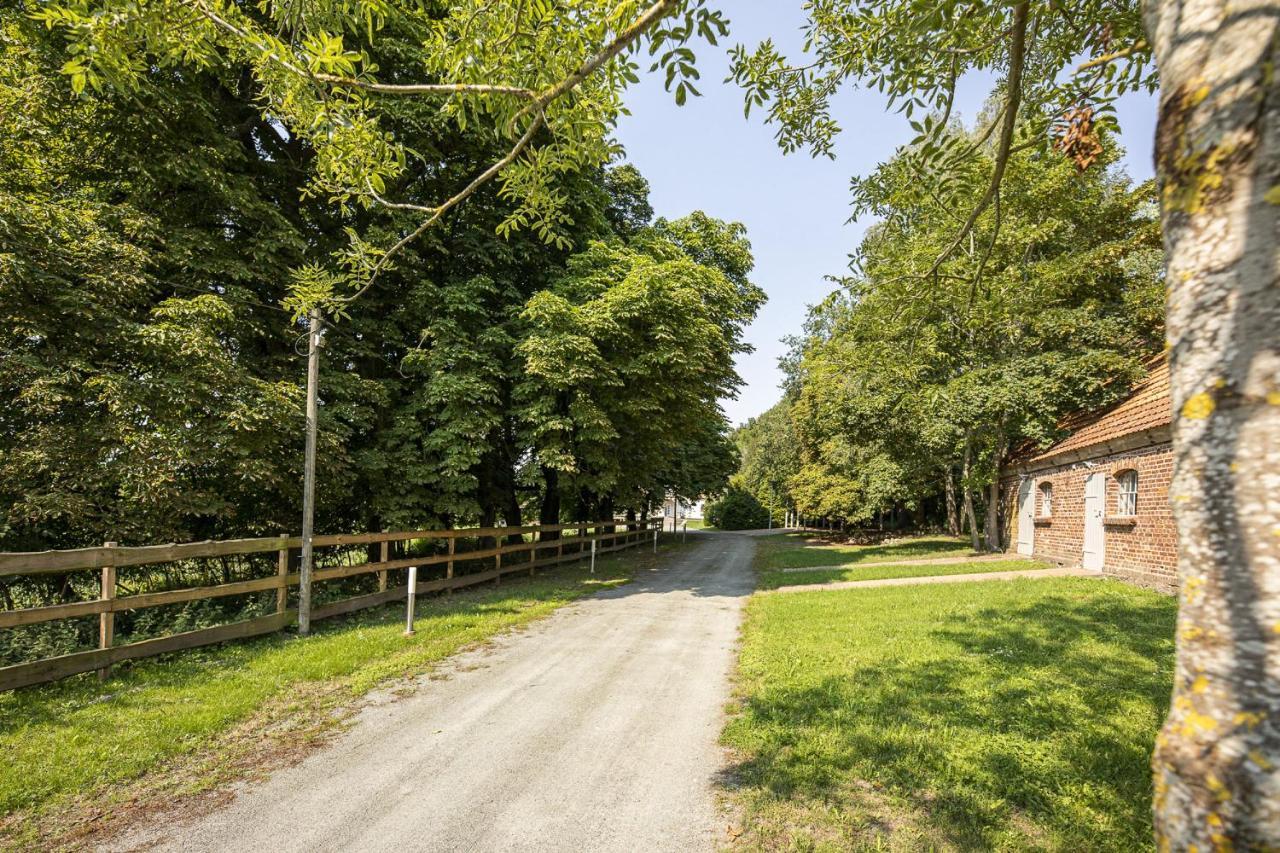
[1016,479,1035,555]
[1082,472,1105,570]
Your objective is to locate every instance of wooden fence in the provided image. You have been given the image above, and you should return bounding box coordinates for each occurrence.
[0,519,659,691]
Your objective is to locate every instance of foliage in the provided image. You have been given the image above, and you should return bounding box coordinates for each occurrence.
[704,484,770,530]
[768,133,1163,534]
[722,578,1177,849]
[36,0,728,314]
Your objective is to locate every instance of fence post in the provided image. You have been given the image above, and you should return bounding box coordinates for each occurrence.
[98,541,117,681]
[652,526,658,554]
[590,538,596,574]
[495,548,502,586]
[683,521,687,544]
[446,536,455,594]
[379,539,388,593]
[276,534,289,614]
[404,565,417,636]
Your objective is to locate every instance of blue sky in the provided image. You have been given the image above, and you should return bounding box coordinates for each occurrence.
[613,4,1158,428]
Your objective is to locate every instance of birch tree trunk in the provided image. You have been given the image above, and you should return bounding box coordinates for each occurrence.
[1145,0,1280,845]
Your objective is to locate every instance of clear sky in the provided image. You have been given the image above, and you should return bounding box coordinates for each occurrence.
[613,4,1158,428]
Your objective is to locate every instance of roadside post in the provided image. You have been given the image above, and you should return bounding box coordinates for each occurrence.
[682,521,687,544]
[404,565,417,636]
[653,526,658,553]
[590,538,597,574]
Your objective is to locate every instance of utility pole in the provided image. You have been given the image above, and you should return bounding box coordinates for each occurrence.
[298,307,324,636]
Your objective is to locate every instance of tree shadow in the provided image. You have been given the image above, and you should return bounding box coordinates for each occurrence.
[719,588,1177,849]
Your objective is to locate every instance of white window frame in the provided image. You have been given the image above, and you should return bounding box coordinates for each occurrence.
[1038,482,1053,517]
[1117,470,1138,517]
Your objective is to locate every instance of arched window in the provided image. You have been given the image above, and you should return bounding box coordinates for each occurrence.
[1116,470,1138,516]
[1038,482,1053,517]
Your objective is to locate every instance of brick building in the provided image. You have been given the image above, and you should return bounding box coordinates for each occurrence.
[999,357,1177,593]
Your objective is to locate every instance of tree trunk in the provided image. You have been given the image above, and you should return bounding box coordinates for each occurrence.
[985,479,1002,553]
[539,466,561,541]
[960,436,980,551]
[945,468,960,536]
[1145,0,1280,846]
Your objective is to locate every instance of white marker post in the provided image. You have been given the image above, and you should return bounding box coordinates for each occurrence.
[682,521,687,544]
[652,526,658,553]
[404,565,417,636]
[590,538,597,574]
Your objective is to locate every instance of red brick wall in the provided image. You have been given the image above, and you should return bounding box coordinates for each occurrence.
[1000,443,1177,593]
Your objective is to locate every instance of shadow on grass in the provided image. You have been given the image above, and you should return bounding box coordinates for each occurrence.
[720,586,1176,850]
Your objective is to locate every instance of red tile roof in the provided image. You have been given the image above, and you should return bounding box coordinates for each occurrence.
[1029,356,1172,464]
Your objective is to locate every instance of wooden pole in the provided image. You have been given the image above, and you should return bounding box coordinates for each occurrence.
[378,540,388,592]
[298,307,323,636]
[276,534,288,614]
[446,537,455,594]
[590,538,596,574]
[98,541,116,681]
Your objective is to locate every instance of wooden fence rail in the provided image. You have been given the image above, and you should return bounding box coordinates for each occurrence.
[0,518,660,692]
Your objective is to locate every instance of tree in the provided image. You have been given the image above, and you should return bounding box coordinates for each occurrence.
[705,483,770,531]
[779,135,1162,541]
[733,0,1279,843]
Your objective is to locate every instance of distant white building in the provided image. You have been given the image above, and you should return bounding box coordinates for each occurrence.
[663,494,705,526]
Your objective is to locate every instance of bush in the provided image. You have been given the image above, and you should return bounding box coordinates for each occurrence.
[705,487,771,530]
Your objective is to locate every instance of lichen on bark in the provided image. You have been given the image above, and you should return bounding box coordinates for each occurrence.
[1145,0,1280,847]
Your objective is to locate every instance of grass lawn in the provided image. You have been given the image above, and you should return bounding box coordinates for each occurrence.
[758,558,1054,591]
[722,577,1177,851]
[757,532,977,573]
[0,543,679,845]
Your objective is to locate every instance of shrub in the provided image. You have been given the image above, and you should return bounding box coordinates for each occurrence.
[705,487,770,530]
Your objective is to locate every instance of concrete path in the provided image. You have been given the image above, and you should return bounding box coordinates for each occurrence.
[771,566,1103,594]
[778,553,1008,573]
[109,533,755,853]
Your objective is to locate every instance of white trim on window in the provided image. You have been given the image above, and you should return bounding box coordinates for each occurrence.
[1116,470,1138,516]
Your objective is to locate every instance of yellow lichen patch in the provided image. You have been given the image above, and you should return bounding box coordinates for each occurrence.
[1181,710,1220,738]
[1207,773,1231,803]
[1268,391,1280,405]
[1210,832,1234,853]
[1266,186,1280,205]
[1191,675,1210,694]
[1233,710,1265,729]
[1183,624,1205,641]
[1183,392,1216,420]
[1248,749,1274,771]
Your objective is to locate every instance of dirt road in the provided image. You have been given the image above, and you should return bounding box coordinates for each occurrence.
[112,532,754,853]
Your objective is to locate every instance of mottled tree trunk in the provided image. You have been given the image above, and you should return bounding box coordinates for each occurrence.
[539,466,561,541]
[984,479,1002,552]
[944,467,961,536]
[960,436,980,551]
[1145,0,1280,845]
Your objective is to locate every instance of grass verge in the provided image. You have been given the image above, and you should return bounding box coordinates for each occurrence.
[0,540,683,848]
[758,558,1052,591]
[721,577,1176,851]
[756,533,976,573]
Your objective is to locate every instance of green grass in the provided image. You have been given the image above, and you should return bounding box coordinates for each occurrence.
[722,578,1177,851]
[757,533,977,573]
[758,558,1053,590]
[0,545,668,832]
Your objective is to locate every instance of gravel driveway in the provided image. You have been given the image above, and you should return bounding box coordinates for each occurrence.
[110,532,754,853]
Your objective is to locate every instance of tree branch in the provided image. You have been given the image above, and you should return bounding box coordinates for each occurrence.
[927,2,1029,279]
